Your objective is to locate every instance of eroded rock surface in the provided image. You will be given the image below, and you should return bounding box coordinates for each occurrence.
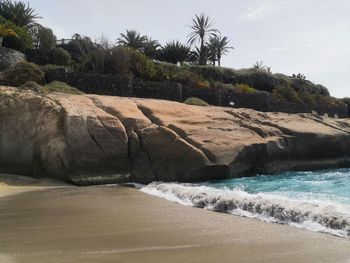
[1,86,350,185]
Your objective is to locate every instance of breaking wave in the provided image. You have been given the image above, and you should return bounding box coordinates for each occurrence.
[141,170,350,238]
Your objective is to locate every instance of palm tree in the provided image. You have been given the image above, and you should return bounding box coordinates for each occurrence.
[189,46,209,65]
[187,14,219,65]
[211,35,233,67]
[207,37,218,66]
[159,40,191,64]
[117,29,146,51]
[0,0,41,27]
[142,36,160,59]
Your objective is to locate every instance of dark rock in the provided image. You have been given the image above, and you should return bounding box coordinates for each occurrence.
[0,46,25,71]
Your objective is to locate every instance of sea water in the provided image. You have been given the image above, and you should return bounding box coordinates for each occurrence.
[141,169,350,238]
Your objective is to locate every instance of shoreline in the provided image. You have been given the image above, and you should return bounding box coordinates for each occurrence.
[0,174,69,198]
[0,184,349,263]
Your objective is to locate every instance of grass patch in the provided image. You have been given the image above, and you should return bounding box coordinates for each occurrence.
[0,61,44,87]
[183,97,209,106]
[21,81,48,93]
[45,81,84,95]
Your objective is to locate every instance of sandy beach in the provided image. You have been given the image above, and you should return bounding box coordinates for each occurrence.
[0,179,349,263]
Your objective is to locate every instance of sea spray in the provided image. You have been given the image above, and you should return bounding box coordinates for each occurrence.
[141,169,350,238]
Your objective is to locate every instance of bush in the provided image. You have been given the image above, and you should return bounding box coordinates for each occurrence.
[108,46,130,74]
[129,49,156,79]
[152,61,183,81]
[272,84,300,103]
[186,65,224,82]
[110,47,156,79]
[84,48,111,74]
[234,68,276,92]
[52,47,71,66]
[0,61,44,86]
[60,37,97,65]
[171,70,202,87]
[298,91,315,105]
[2,35,25,51]
[0,15,32,50]
[312,94,345,108]
[0,25,16,37]
[45,81,84,95]
[209,81,235,90]
[41,64,66,74]
[235,83,257,93]
[184,97,209,106]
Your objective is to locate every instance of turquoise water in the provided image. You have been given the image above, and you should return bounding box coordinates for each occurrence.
[203,169,350,206]
[141,169,350,238]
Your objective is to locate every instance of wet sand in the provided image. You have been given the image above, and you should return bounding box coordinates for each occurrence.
[0,184,350,263]
[0,174,69,198]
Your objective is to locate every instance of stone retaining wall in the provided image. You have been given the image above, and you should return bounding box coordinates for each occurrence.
[45,69,349,118]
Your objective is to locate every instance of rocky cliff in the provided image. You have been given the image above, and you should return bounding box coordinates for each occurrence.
[1,86,350,185]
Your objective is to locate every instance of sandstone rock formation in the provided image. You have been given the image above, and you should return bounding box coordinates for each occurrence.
[1,86,350,185]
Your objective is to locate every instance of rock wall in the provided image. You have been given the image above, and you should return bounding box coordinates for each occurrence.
[45,70,349,118]
[1,86,350,185]
[0,46,25,71]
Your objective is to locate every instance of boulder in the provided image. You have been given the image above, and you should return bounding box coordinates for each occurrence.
[0,46,25,71]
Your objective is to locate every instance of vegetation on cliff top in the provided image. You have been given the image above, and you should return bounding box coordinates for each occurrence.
[0,0,346,109]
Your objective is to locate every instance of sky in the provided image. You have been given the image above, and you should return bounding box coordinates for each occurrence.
[29,0,350,98]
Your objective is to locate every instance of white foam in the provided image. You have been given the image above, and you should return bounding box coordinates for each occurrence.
[140,182,350,238]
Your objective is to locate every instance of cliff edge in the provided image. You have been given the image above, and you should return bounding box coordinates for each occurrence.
[1,86,350,185]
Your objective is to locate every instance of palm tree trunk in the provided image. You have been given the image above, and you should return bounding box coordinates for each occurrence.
[200,37,205,65]
[218,53,221,67]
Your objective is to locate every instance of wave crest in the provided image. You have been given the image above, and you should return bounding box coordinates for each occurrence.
[141,182,350,238]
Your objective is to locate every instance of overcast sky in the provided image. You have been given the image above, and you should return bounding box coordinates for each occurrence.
[30,0,350,98]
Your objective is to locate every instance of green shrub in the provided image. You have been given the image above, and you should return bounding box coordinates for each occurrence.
[109,46,131,74]
[184,97,209,106]
[2,35,25,51]
[171,70,202,87]
[186,65,224,82]
[312,94,345,108]
[235,83,257,93]
[209,81,235,90]
[234,68,276,92]
[130,49,156,79]
[108,46,156,79]
[0,15,32,50]
[45,81,84,95]
[272,84,300,103]
[84,48,110,74]
[52,47,71,66]
[41,64,66,74]
[153,61,182,81]
[1,61,44,86]
[61,37,97,64]
[298,91,315,105]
